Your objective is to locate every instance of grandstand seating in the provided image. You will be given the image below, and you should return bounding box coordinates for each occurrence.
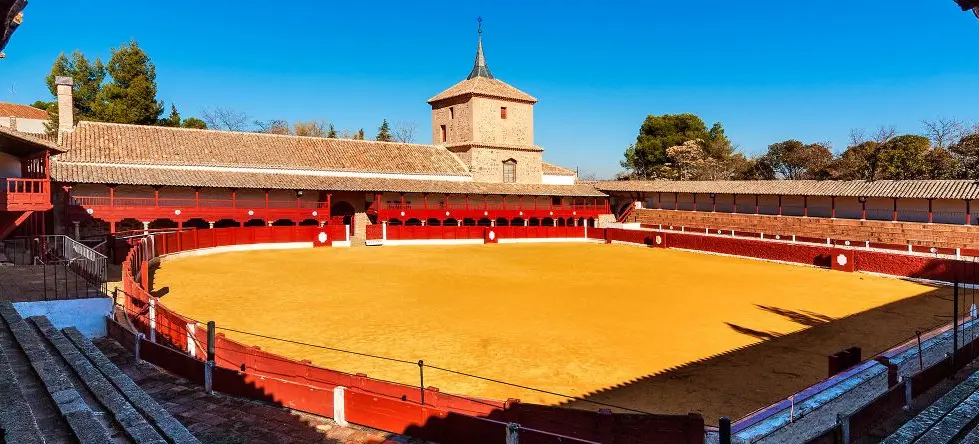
[0,301,198,444]
[883,371,979,443]
[627,208,979,250]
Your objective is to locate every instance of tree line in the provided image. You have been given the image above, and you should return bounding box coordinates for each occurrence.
[620,114,979,181]
[31,41,419,143]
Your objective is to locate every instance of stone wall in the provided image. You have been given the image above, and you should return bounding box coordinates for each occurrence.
[471,97,533,146]
[430,95,473,145]
[464,147,542,184]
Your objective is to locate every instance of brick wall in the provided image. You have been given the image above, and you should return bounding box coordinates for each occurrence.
[631,208,979,250]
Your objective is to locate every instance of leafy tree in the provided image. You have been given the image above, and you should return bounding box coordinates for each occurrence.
[822,146,870,180]
[160,104,181,127]
[92,40,164,125]
[375,119,394,142]
[875,135,930,180]
[30,100,52,110]
[622,114,712,178]
[327,123,337,138]
[757,140,833,180]
[293,121,328,137]
[43,50,106,133]
[924,147,959,179]
[952,133,979,180]
[180,117,207,129]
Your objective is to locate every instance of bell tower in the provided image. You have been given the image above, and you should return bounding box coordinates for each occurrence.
[428,19,543,184]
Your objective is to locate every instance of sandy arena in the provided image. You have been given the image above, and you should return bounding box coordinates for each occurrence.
[151,243,954,419]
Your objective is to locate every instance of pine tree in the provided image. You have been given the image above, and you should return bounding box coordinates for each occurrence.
[327,123,337,138]
[43,50,106,133]
[161,104,181,127]
[375,119,393,142]
[92,40,164,125]
[355,128,365,140]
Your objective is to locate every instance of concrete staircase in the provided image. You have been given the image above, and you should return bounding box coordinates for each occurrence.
[884,371,979,443]
[0,301,198,444]
[350,212,370,247]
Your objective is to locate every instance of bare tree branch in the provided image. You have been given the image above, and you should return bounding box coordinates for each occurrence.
[848,128,867,147]
[200,107,249,131]
[392,121,418,143]
[922,118,964,149]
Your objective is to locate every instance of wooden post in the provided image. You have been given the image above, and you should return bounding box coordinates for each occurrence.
[861,199,867,220]
[778,195,782,216]
[264,189,269,209]
[674,192,678,211]
[109,185,115,207]
[154,187,159,207]
[231,189,236,208]
[195,188,200,208]
[712,194,717,212]
[831,196,836,219]
[755,194,760,214]
[967,200,972,225]
[733,195,738,214]
[893,198,898,222]
[692,193,698,212]
[658,192,662,209]
[803,196,808,217]
[928,199,933,223]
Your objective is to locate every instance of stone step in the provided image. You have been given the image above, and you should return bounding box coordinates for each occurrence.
[883,371,979,443]
[0,317,44,444]
[31,316,166,443]
[0,302,113,444]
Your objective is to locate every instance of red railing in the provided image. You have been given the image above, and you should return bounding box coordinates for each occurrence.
[0,178,51,209]
[71,195,328,210]
[116,227,705,444]
[381,201,607,212]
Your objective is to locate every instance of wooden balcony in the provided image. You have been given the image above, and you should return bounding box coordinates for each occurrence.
[373,199,609,222]
[69,195,330,224]
[0,178,52,211]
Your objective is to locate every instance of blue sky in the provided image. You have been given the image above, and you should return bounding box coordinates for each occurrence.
[1,1,977,178]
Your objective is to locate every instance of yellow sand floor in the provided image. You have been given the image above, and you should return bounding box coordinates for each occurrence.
[152,243,945,416]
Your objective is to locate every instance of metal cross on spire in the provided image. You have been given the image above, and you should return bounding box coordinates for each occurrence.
[467,17,494,80]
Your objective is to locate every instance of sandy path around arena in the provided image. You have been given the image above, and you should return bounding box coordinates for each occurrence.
[152,243,952,418]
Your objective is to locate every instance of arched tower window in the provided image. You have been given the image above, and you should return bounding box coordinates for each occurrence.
[503,159,517,183]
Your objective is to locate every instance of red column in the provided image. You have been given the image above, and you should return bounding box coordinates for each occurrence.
[967,200,972,225]
[928,199,933,223]
[232,189,237,208]
[328,194,333,218]
[657,192,662,209]
[484,195,488,210]
[733,195,738,214]
[503,195,507,210]
[892,198,898,222]
[424,193,428,210]
[712,194,717,212]
[195,188,200,208]
[154,188,159,207]
[674,192,678,210]
[401,193,406,208]
[778,195,782,216]
[803,196,808,217]
[109,185,115,207]
[264,190,269,208]
[466,194,470,210]
[693,193,698,212]
[831,196,836,219]
[861,199,866,220]
[755,194,759,214]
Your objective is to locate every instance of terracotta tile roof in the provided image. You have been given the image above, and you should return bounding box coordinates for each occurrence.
[428,76,537,104]
[51,162,605,197]
[444,141,544,152]
[57,121,471,177]
[542,162,576,176]
[592,180,979,200]
[0,102,47,120]
[0,125,61,153]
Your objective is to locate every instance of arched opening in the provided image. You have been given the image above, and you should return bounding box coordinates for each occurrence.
[299,219,319,226]
[244,219,266,227]
[566,217,575,226]
[542,217,554,226]
[406,218,422,226]
[117,218,143,233]
[495,218,509,227]
[214,219,239,229]
[528,218,540,227]
[511,218,525,226]
[587,218,596,228]
[462,218,476,226]
[330,201,356,226]
[427,218,442,226]
[556,218,566,227]
[443,218,459,226]
[388,219,403,226]
[272,219,296,226]
[477,218,492,227]
[148,219,178,230]
[184,218,209,230]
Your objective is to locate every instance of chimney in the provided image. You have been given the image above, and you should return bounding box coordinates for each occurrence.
[55,76,74,132]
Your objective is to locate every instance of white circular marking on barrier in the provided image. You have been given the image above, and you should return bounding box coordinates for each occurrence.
[317,232,328,243]
[248,210,254,216]
[775,235,781,240]
[837,254,848,266]
[400,211,405,217]
[655,236,662,245]
[312,211,318,217]
[930,247,937,253]
[669,226,674,230]
[174,209,182,216]
[488,231,496,240]
[549,211,553,216]
[445,211,450,216]
[844,241,851,246]
[484,211,488,216]
[86,208,94,215]
[519,211,523,216]
[717,229,722,234]
[573,211,577,216]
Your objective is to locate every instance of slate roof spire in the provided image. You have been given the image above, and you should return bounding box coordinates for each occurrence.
[467,17,493,80]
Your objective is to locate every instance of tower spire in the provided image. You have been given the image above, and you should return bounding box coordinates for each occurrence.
[467,17,494,80]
